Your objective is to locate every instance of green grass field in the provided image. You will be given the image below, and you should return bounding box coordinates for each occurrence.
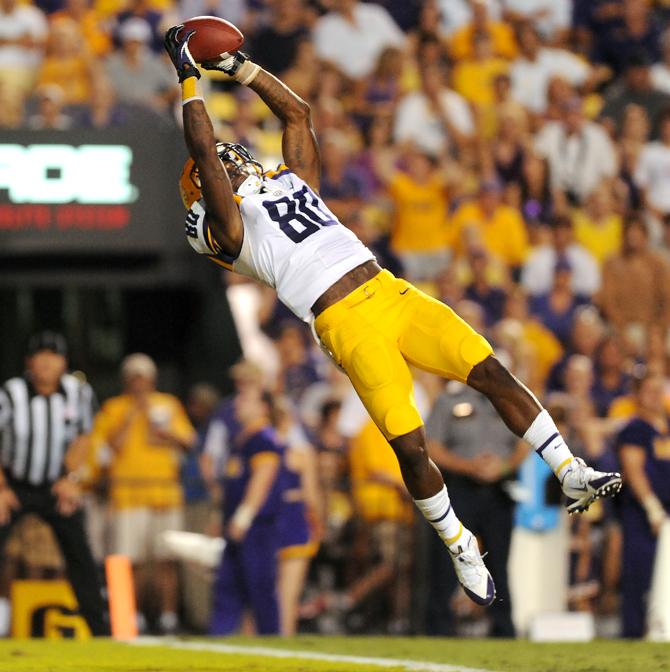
[0,637,669,672]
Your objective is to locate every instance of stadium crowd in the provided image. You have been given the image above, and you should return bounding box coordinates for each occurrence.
[2,0,670,640]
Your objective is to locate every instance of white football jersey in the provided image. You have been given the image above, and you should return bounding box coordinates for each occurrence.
[185,164,375,321]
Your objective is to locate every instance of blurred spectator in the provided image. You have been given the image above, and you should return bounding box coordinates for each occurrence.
[593,0,662,78]
[180,383,219,632]
[510,23,591,115]
[502,0,571,43]
[448,0,517,61]
[273,397,322,636]
[375,146,451,282]
[26,83,74,129]
[249,0,307,76]
[572,184,624,268]
[535,96,618,207]
[547,306,606,392]
[600,53,670,137]
[572,0,623,57]
[50,0,111,58]
[319,130,368,222]
[427,379,529,636]
[209,389,283,635]
[518,150,553,226]
[503,288,563,391]
[113,0,165,53]
[275,322,323,405]
[0,332,107,636]
[600,213,670,334]
[616,372,670,638]
[451,179,529,273]
[178,0,246,29]
[618,103,650,211]
[353,47,402,132]
[522,215,601,297]
[463,247,508,327]
[339,417,414,633]
[651,28,670,95]
[529,259,590,346]
[452,33,510,109]
[372,0,422,31]
[591,335,631,417]
[489,110,527,189]
[75,77,128,128]
[394,63,475,156]
[90,353,195,634]
[0,0,48,106]
[312,0,405,80]
[104,18,177,116]
[438,0,502,36]
[36,17,97,105]
[634,109,670,224]
[201,360,265,489]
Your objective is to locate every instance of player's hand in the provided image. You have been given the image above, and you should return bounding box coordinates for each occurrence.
[52,477,82,517]
[225,519,248,543]
[164,25,201,82]
[0,485,20,525]
[643,494,667,536]
[201,51,249,76]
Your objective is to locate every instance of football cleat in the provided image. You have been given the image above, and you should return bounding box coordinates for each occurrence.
[561,457,622,514]
[448,528,496,607]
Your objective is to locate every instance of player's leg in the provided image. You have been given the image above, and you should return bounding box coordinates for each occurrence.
[209,543,244,635]
[467,356,621,511]
[278,554,310,636]
[318,314,494,606]
[397,285,621,512]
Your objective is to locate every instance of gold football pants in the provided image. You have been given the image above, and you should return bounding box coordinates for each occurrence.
[314,270,493,440]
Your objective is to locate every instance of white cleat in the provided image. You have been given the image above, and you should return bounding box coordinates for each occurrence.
[448,527,496,607]
[561,457,622,514]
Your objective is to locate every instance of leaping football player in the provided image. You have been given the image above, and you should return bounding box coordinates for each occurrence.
[164,25,622,607]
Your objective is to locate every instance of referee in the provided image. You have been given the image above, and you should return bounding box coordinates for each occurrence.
[0,331,108,635]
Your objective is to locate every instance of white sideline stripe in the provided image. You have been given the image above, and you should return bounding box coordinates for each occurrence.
[132,637,496,672]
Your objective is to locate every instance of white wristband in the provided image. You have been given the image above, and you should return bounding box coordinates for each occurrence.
[642,495,667,523]
[182,96,204,106]
[234,60,260,86]
[231,504,255,530]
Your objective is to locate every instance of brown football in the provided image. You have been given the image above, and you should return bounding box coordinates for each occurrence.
[181,16,244,64]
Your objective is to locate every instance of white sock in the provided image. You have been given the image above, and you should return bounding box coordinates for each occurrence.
[414,485,463,549]
[524,409,574,479]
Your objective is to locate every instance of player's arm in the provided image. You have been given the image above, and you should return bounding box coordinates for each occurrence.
[620,444,667,535]
[164,26,243,257]
[202,54,321,189]
[228,451,281,542]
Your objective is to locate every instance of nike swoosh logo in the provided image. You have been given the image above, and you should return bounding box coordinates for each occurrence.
[399,288,409,295]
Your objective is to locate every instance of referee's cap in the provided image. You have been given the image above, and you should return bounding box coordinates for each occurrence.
[26,331,68,358]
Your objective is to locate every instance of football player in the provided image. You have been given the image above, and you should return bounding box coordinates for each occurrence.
[164,26,622,608]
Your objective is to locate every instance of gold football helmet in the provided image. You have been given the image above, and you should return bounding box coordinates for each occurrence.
[179,143,264,209]
[179,156,201,210]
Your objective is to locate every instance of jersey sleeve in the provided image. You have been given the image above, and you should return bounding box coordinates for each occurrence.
[264,163,294,190]
[616,419,652,453]
[185,199,220,256]
[248,430,283,470]
[185,199,239,270]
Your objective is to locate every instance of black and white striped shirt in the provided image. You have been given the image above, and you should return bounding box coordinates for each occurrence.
[0,374,96,487]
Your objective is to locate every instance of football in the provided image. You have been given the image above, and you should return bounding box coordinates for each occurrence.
[181,16,244,64]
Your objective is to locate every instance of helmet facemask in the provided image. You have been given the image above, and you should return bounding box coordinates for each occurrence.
[216,142,264,195]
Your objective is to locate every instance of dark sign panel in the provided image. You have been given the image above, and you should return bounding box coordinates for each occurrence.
[0,129,185,256]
